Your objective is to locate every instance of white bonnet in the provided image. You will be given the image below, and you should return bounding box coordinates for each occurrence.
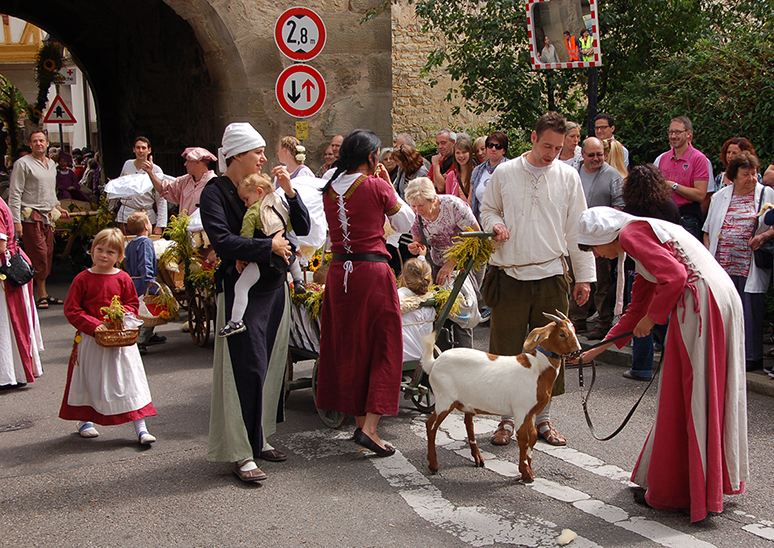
[577,207,632,246]
[218,123,266,172]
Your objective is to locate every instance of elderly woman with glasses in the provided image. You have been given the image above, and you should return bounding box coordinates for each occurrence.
[703,152,774,372]
[469,132,509,222]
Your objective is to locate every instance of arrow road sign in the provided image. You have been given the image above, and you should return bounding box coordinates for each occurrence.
[43,94,77,124]
[276,64,327,118]
[274,7,327,62]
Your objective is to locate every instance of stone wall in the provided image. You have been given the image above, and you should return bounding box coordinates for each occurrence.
[169,0,393,172]
[391,0,496,145]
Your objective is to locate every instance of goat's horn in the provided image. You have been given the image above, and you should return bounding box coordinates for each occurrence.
[554,309,568,320]
[543,312,563,324]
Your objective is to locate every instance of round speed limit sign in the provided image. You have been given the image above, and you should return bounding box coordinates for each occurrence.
[274,7,327,62]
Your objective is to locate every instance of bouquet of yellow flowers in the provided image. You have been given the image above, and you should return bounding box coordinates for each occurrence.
[100,295,126,329]
[96,295,139,347]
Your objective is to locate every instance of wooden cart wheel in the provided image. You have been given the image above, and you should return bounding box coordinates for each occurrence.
[312,359,348,429]
[188,292,211,347]
[411,372,435,413]
[411,345,439,413]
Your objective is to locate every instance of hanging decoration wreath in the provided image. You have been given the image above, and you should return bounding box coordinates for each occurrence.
[30,42,65,124]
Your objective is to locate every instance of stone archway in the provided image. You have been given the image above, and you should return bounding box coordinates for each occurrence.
[0,0,230,177]
[2,0,395,175]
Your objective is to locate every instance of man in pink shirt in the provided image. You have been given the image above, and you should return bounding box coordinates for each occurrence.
[655,116,709,240]
[145,147,216,215]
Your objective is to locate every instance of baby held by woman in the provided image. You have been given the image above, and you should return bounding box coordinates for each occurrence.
[219,173,305,337]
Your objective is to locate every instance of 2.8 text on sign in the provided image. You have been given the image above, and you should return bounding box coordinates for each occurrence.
[285,18,315,46]
[274,7,327,62]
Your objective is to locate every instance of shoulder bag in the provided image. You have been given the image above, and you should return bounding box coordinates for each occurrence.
[754,189,774,270]
[0,247,35,287]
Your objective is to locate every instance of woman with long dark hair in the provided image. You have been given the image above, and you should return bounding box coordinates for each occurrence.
[620,164,680,380]
[316,129,415,456]
[445,134,475,202]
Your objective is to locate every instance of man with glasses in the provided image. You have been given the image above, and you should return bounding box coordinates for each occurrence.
[655,116,710,240]
[571,137,624,339]
[594,114,629,168]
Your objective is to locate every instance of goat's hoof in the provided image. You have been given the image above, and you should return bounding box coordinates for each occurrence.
[429,467,439,475]
[520,474,534,484]
[475,459,485,468]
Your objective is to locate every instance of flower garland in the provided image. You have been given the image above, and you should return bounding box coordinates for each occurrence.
[31,42,65,124]
[431,286,461,317]
[291,282,326,321]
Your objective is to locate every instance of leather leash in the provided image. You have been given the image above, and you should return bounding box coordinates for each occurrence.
[569,329,665,441]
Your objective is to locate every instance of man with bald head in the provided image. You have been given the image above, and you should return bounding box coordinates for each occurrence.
[330,134,344,160]
[431,129,456,192]
[570,136,624,339]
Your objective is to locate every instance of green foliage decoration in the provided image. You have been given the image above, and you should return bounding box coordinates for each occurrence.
[64,194,116,240]
[0,76,31,162]
[32,42,65,124]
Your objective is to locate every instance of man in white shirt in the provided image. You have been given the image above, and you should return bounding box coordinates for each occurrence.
[480,111,596,447]
[540,36,561,64]
[115,136,167,235]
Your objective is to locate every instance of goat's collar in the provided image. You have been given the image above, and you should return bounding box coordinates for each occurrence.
[536,346,564,360]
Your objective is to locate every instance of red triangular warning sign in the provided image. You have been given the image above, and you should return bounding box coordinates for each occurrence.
[43,94,77,124]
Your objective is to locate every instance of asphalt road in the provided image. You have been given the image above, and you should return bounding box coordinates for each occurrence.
[1,272,773,548]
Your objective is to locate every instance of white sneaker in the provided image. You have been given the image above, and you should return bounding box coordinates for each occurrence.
[138,431,156,445]
[77,422,99,438]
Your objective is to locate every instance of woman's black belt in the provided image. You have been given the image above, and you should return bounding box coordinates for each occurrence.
[331,253,388,263]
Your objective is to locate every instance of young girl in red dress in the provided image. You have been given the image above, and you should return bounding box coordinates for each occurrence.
[59,228,157,444]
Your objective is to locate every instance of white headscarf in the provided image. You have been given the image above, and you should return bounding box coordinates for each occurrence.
[577,207,671,246]
[577,206,672,316]
[218,123,266,172]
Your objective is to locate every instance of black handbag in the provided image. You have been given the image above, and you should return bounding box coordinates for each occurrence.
[0,250,35,287]
[754,195,774,270]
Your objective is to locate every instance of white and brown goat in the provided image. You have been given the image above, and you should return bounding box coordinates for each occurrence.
[421,311,580,482]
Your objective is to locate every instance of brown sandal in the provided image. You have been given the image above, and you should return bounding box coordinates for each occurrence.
[536,421,566,446]
[491,420,515,445]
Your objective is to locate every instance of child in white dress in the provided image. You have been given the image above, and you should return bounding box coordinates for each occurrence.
[60,228,157,444]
